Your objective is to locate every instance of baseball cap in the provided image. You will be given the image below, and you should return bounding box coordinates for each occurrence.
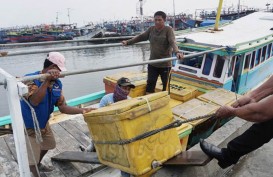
[47,52,67,71]
[117,77,135,88]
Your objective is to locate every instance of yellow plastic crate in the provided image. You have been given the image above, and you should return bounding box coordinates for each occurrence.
[84,92,182,176]
[172,99,220,127]
[103,71,147,98]
[197,88,242,106]
[171,72,216,91]
[169,98,183,108]
[155,80,198,102]
[175,123,192,151]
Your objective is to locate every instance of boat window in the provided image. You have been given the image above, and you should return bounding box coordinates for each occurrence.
[261,46,267,63]
[255,48,261,66]
[271,42,273,56]
[178,54,204,69]
[202,53,214,75]
[267,43,272,59]
[244,53,251,71]
[250,51,256,69]
[228,56,236,77]
[213,56,225,78]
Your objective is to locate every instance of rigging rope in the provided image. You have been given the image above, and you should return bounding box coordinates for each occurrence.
[20,96,43,144]
[92,113,216,145]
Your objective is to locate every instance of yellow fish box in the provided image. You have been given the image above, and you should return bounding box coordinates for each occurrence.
[103,71,147,98]
[84,92,182,176]
[197,88,241,106]
[172,99,220,148]
[155,80,198,102]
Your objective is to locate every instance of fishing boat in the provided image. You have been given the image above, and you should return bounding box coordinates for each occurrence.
[0,1,273,176]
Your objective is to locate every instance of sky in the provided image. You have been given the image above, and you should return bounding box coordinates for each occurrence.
[0,0,271,28]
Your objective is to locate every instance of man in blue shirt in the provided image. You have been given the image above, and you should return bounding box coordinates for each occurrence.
[21,52,95,177]
[99,77,135,107]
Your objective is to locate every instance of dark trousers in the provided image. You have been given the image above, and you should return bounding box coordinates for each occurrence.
[146,64,171,93]
[222,118,273,164]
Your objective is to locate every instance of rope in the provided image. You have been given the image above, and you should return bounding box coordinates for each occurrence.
[20,96,43,144]
[23,124,41,177]
[92,113,216,145]
[142,97,152,112]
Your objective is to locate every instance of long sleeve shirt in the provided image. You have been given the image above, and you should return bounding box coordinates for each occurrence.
[127,26,179,68]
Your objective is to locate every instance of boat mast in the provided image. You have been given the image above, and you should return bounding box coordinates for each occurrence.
[214,0,224,31]
[67,8,71,24]
[139,0,144,32]
[56,12,59,24]
[237,0,241,19]
[173,0,176,29]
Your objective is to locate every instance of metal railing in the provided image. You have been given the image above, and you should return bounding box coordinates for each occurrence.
[0,36,134,48]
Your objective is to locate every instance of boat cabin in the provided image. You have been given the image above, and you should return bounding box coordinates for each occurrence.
[173,12,273,94]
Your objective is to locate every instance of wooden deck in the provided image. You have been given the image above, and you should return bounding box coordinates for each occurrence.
[0,115,106,177]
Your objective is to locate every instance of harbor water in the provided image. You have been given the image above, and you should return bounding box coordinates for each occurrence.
[0,42,150,117]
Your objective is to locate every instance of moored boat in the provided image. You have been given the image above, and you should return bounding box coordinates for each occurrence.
[1,5,273,177]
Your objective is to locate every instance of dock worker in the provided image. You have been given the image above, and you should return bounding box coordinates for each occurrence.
[82,77,135,177]
[200,74,273,168]
[21,52,96,177]
[121,11,184,94]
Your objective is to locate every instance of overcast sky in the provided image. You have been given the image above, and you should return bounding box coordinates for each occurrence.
[0,0,271,28]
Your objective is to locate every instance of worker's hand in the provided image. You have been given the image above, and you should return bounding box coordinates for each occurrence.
[176,52,184,60]
[231,95,255,108]
[46,69,61,81]
[215,106,235,118]
[82,107,97,114]
[121,40,128,46]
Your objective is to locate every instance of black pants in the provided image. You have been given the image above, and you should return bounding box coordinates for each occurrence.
[222,118,273,165]
[146,64,171,93]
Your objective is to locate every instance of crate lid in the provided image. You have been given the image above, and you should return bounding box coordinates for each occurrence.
[172,99,220,126]
[104,71,147,86]
[197,88,241,106]
[84,91,169,117]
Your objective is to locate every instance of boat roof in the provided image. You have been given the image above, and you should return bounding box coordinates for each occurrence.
[177,12,273,47]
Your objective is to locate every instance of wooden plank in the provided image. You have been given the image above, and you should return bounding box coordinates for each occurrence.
[58,119,90,147]
[3,133,66,177]
[70,117,90,138]
[51,123,101,175]
[3,135,17,161]
[50,123,86,176]
[40,147,69,177]
[0,137,19,176]
[51,151,100,164]
[163,151,211,166]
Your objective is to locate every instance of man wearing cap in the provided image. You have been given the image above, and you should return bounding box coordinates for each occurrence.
[21,52,95,177]
[99,77,135,107]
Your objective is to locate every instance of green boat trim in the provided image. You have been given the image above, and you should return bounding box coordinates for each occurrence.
[0,90,105,126]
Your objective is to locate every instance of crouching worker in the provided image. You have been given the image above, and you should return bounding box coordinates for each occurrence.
[21,52,95,177]
[83,77,135,177]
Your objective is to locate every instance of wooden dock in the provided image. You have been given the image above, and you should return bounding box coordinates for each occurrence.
[0,115,106,177]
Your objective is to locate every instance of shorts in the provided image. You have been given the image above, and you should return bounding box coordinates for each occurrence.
[26,124,56,165]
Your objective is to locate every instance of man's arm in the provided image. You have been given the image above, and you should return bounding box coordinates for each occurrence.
[57,95,96,114]
[232,75,273,108]
[122,27,151,45]
[217,95,273,122]
[167,27,183,59]
[247,75,273,102]
[28,69,60,106]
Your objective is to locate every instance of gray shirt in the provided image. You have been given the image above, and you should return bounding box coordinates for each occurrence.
[127,26,179,68]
